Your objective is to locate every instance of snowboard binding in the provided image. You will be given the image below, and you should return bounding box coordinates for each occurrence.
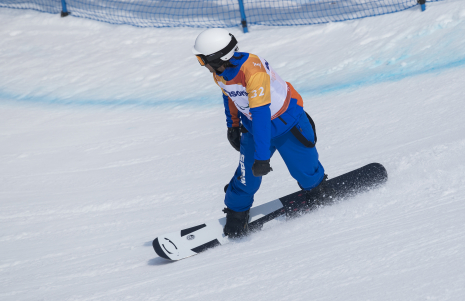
[222,207,250,238]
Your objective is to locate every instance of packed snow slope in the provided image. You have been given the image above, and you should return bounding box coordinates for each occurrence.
[1,1,465,300]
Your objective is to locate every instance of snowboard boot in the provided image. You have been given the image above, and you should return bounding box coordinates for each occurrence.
[222,207,250,238]
[305,174,330,209]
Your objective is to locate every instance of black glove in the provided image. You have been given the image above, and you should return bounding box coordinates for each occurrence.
[252,159,273,177]
[227,127,241,152]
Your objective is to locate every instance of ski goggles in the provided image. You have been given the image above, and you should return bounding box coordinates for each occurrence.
[195,54,224,69]
[195,55,207,66]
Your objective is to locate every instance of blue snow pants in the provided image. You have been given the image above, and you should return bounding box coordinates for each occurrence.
[224,112,325,212]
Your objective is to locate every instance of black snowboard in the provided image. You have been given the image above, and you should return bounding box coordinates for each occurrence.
[153,163,387,261]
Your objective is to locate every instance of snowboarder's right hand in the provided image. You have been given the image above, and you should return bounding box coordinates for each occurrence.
[227,127,241,152]
[252,159,273,177]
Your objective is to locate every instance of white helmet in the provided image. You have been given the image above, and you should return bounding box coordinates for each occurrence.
[193,28,238,69]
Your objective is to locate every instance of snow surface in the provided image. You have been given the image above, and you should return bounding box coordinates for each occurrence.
[1,1,465,300]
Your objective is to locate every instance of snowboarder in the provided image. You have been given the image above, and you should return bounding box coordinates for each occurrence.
[193,28,326,238]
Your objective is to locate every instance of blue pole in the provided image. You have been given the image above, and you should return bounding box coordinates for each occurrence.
[418,0,426,11]
[61,0,69,17]
[237,0,249,33]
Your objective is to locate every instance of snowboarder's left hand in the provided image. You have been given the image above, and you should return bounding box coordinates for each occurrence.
[252,159,273,177]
